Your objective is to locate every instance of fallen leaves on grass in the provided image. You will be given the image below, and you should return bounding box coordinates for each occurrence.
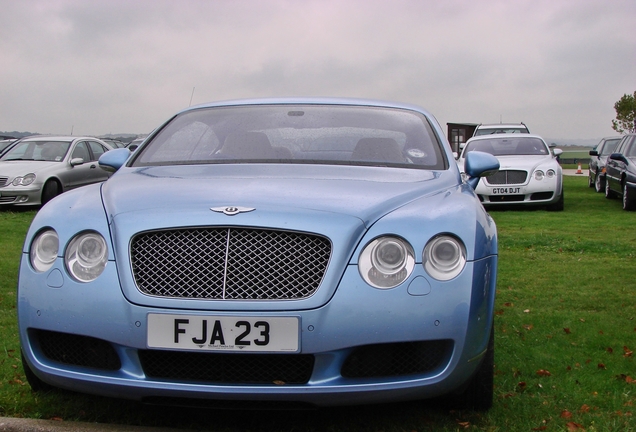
[536,369,552,377]
[455,420,470,429]
[566,422,585,431]
[616,374,636,384]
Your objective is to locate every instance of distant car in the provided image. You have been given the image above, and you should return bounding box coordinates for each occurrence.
[127,137,146,152]
[588,137,621,192]
[457,134,563,210]
[101,138,128,149]
[0,139,16,155]
[604,133,636,210]
[473,123,529,136]
[0,136,113,206]
[18,98,501,410]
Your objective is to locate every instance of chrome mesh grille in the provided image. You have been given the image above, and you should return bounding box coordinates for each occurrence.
[131,228,331,300]
[486,170,527,185]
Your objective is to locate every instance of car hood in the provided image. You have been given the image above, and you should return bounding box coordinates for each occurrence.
[100,164,458,311]
[102,164,451,227]
[493,155,556,171]
[0,160,61,177]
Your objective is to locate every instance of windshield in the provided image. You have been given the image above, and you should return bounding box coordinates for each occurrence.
[132,105,446,170]
[474,126,529,136]
[464,137,549,156]
[599,139,620,156]
[0,141,71,162]
[0,140,14,152]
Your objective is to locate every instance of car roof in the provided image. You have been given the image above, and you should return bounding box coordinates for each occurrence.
[476,123,527,128]
[466,133,545,142]
[181,97,435,116]
[18,135,111,143]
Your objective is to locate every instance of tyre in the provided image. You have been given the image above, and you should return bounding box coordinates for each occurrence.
[454,325,494,410]
[41,180,60,206]
[623,183,636,211]
[588,172,595,188]
[594,173,604,193]
[546,189,564,211]
[21,352,52,392]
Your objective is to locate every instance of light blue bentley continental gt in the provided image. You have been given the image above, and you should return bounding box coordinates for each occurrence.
[18,98,500,410]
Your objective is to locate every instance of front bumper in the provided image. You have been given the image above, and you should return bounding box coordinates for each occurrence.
[0,185,42,206]
[18,254,496,406]
[477,180,562,206]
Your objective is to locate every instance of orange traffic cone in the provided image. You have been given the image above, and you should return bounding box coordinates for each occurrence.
[576,163,582,174]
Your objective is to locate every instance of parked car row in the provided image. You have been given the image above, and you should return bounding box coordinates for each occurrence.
[0,135,114,206]
[588,136,621,193]
[597,133,636,211]
[456,133,564,211]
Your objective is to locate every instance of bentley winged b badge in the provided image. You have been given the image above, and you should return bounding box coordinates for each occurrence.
[210,206,255,216]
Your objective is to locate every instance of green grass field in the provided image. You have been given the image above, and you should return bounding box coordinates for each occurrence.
[1,176,635,431]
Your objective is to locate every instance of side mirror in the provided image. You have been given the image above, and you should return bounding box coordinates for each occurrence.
[99,148,131,173]
[464,151,499,189]
[589,150,599,156]
[70,157,84,167]
[609,153,627,163]
[552,148,563,157]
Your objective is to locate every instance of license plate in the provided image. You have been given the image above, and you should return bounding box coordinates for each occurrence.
[491,187,521,194]
[147,314,300,353]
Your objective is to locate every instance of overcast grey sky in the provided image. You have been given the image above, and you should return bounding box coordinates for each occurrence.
[1,0,634,141]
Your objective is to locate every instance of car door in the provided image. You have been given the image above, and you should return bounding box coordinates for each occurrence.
[61,140,95,190]
[85,141,112,183]
[605,136,632,194]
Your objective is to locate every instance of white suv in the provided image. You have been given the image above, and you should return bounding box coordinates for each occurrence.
[474,123,529,136]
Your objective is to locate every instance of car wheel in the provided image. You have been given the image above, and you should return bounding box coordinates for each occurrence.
[454,325,494,411]
[546,189,564,211]
[588,172,595,188]
[605,177,617,199]
[21,352,52,392]
[41,180,60,205]
[623,183,636,211]
[594,173,604,193]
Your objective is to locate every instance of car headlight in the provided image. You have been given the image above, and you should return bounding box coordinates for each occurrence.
[546,169,555,178]
[30,229,59,272]
[423,235,466,281]
[534,170,545,181]
[359,236,415,288]
[12,173,36,186]
[65,231,108,282]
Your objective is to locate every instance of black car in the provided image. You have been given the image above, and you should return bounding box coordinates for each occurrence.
[605,133,636,210]
[589,136,621,193]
